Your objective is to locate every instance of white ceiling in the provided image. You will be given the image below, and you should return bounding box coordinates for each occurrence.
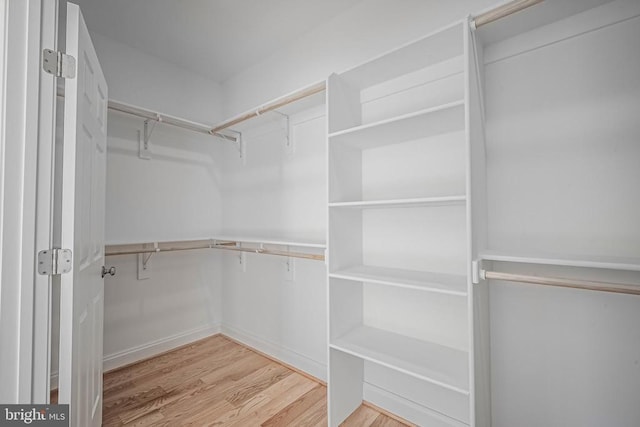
[72,0,361,83]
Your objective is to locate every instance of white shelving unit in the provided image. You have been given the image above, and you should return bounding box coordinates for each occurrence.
[327,19,486,426]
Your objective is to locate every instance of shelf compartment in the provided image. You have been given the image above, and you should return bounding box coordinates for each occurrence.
[480,249,640,272]
[329,128,466,203]
[329,206,467,275]
[331,326,469,395]
[329,101,464,149]
[329,265,467,296]
[329,196,466,209]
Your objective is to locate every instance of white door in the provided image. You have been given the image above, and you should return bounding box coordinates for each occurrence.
[58,3,108,427]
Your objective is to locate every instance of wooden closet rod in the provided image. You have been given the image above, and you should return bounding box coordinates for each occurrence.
[57,88,237,142]
[482,270,640,296]
[105,239,325,261]
[211,81,326,133]
[472,0,544,29]
[108,100,237,142]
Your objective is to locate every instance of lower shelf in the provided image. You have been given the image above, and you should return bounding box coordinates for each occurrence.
[330,326,469,395]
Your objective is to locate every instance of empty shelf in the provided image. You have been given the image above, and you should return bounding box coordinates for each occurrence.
[330,265,467,296]
[329,196,466,209]
[213,236,326,249]
[480,250,640,272]
[331,326,469,394]
[328,101,465,149]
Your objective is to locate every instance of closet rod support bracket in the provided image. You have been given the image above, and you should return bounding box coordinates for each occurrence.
[472,259,485,284]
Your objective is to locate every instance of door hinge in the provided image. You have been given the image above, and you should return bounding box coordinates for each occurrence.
[42,49,76,79]
[38,249,72,276]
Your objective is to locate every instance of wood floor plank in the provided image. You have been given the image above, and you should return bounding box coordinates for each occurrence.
[156,361,290,424]
[223,373,318,427]
[223,362,292,406]
[122,410,165,427]
[101,334,410,426]
[286,396,327,426]
[261,385,325,427]
[104,345,250,419]
[117,351,272,425]
[370,414,413,427]
[103,335,230,391]
[342,404,381,426]
[104,338,239,400]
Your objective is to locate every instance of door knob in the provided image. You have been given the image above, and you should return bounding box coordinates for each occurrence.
[102,266,116,278]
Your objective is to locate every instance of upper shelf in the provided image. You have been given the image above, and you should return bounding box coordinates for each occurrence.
[328,100,465,149]
[474,0,616,46]
[337,21,464,89]
[212,235,326,249]
[480,249,640,272]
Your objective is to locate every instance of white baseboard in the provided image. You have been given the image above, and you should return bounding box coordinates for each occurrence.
[102,323,221,373]
[363,383,467,427]
[221,323,327,382]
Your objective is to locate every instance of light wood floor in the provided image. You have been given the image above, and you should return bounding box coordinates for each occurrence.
[101,334,411,426]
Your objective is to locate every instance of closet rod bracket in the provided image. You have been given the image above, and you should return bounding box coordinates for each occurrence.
[272,110,292,152]
[138,118,159,159]
[472,259,484,284]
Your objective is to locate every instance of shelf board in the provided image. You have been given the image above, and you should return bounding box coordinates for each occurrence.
[330,265,467,296]
[328,100,465,149]
[331,326,469,395]
[339,21,464,89]
[480,250,640,272]
[329,196,466,209]
[213,235,326,249]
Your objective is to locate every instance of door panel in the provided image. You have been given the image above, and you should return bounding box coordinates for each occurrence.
[58,3,107,427]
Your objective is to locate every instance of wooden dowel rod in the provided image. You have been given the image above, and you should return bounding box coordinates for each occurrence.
[58,88,234,141]
[211,81,326,133]
[472,0,544,29]
[105,241,325,261]
[483,270,640,296]
[105,245,212,257]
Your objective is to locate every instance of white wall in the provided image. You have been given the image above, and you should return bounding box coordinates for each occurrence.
[221,0,497,117]
[90,32,222,124]
[484,3,640,426]
[219,106,328,380]
[52,27,226,380]
[97,33,226,369]
[102,112,224,371]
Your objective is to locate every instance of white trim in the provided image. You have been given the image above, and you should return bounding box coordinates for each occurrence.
[221,323,327,382]
[363,383,467,427]
[0,0,48,403]
[32,0,58,404]
[101,324,221,372]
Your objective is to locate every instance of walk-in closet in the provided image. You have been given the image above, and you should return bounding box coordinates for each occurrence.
[1,0,639,426]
